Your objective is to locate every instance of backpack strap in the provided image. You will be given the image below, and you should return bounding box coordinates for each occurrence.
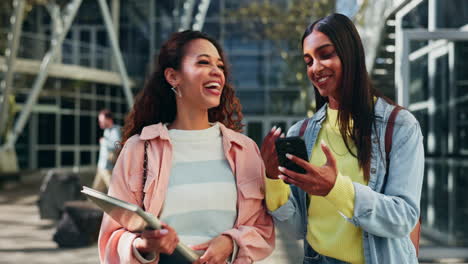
[299,118,310,137]
[381,106,422,256]
[382,106,403,192]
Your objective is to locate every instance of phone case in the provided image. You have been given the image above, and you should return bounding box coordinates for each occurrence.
[275,137,308,174]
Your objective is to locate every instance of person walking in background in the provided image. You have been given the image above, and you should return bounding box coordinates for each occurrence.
[261,13,424,264]
[99,30,274,264]
[92,109,121,193]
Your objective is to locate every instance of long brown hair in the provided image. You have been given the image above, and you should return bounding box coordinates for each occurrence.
[302,13,387,180]
[121,30,243,146]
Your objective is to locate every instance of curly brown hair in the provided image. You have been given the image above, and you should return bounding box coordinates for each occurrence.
[121,30,243,146]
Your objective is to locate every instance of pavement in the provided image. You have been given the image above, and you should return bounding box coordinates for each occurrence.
[1,173,468,264]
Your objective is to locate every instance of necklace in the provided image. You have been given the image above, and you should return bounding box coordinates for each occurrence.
[323,125,349,157]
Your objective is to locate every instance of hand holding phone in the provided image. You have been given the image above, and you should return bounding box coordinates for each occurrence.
[275,137,308,174]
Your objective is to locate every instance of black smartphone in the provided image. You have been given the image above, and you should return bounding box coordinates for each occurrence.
[275,136,308,174]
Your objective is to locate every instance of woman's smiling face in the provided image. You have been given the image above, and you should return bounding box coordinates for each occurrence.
[303,30,343,103]
[176,38,226,111]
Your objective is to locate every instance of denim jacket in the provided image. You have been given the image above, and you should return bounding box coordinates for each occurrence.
[270,98,424,264]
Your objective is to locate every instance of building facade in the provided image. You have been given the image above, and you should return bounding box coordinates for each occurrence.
[1,0,467,248]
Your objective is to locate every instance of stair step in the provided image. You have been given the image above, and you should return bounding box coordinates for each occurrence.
[372,82,395,88]
[372,81,395,87]
[375,57,394,65]
[372,68,393,75]
[372,75,395,82]
[372,79,395,85]
[386,20,396,27]
[372,81,395,90]
[373,63,395,70]
[372,71,394,77]
[382,38,395,46]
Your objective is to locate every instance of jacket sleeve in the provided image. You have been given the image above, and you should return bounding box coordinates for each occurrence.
[267,120,309,240]
[98,137,155,264]
[222,141,275,263]
[351,110,424,238]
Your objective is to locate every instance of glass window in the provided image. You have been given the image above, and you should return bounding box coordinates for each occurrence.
[427,55,450,156]
[80,98,93,111]
[97,29,107,47]
[61,115,75,144]
[38,96,56,105]
[60,96,75,109]
[16,119,30,169]
[455,165,468,244]
[61,151,74,166]
[38,113,56,145]
[458,121,468,155]
[37,150,56,168]
[80,115,92,145]
[110,101,118,113]
[409,53,428,104]
[81,151,92,165]
[110,86,117,97]
[96,100,106,112]
[437,0,468,28]
[432,163,449,233]
[96,116,103,143]
[230,54,263,89]
[402,1,428,29]
[202,22,221,40]
[247,122,263,146]
[96,84,107,96]
[238,91,264,114]
[270,90,302,115]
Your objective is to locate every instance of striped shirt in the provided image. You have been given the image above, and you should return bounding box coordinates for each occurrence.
[160,122,237,247]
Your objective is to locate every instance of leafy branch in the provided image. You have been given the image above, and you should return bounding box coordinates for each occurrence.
[229,0,335,114]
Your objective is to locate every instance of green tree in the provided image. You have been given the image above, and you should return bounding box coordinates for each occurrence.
[230,0,335,115]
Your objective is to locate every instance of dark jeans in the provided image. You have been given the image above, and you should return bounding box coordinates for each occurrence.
[303,242,350,264]
[159,251,192,264]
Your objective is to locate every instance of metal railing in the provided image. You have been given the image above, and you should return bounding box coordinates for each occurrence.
[0,29,146,76]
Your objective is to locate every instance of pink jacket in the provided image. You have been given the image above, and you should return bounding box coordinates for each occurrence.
[98,123,275,263]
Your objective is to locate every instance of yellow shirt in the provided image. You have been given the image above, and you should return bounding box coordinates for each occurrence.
[266,106,367,264]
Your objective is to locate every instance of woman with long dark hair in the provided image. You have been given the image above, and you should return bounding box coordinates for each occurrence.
[261,13,423,264]
[99,30,275,264]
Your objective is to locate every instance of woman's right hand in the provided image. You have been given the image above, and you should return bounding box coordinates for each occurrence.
[134,223,179,255]
[260,126,284,179]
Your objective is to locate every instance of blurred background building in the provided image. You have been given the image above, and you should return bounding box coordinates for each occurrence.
[0,0,467,259]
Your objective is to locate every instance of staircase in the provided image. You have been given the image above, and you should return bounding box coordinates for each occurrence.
[370,14,397,100]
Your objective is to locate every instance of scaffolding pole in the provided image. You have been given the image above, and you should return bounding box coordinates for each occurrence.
[192,0,211,31]
[111,0,120,72]
[179,0,196,31]
[0,0,26,146]
[46,3,64,63]
[149,0,156,73]
[6,0,83,149]
[97,0,134,109]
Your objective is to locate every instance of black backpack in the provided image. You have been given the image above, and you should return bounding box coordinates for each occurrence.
[37,170,85,220]
[53,200,103,248]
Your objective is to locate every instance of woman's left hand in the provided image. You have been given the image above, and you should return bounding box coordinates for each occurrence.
[279,140,338,196]
[191,235,233,264]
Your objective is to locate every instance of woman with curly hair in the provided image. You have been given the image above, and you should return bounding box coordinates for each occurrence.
[98,30,275,264]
